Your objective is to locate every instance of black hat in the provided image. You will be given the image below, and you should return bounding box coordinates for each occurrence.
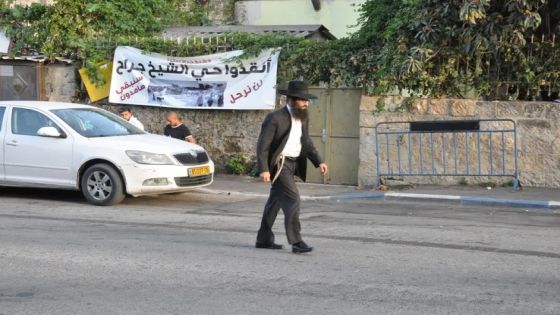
[279,80,317,100]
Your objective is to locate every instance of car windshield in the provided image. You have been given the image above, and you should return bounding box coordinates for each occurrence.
[52,108,144,138]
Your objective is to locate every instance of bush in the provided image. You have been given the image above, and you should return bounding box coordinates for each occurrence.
[2,0,558,100]
[354,0,560,100]
[224,152,249,175]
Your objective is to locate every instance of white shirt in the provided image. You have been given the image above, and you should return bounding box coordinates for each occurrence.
[128,115,145,131]
[281,106,302,158]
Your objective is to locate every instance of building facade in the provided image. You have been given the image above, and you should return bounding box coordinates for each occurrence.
[235,0,366,39]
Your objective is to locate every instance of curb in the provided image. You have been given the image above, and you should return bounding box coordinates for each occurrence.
[195,187,334,201]
[329,191,560,212]
[197,187,560,212]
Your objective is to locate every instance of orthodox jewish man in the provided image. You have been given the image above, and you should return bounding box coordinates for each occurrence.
[255,80,328,254]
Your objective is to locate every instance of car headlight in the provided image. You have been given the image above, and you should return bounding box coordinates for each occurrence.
[126,150,175,165]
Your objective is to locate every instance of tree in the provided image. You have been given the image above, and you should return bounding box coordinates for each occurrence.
[0,0,216,84]
[355,0,560,100]
[0,0,212,58]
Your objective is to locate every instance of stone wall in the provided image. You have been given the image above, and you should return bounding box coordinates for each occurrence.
[40,63,274,172]
[97,104,274,172]
[44,66,560,186]
[43,64,77,102]
[207,0,235,25]
[359,96,560,188]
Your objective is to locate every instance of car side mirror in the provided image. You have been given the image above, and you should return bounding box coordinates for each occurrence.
[37,126,65,138]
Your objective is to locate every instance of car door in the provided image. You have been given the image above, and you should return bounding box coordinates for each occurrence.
[0,106,6,182]
[4,107,74,187]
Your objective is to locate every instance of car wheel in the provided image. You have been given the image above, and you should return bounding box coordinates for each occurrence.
[81,163,125,206]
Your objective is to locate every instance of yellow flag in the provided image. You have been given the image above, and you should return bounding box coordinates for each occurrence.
[79,62,112,102]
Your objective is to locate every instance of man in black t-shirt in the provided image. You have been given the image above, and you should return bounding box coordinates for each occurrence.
[163,111,196,143]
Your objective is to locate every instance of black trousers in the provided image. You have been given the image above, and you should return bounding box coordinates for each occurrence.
[256,159,302,245]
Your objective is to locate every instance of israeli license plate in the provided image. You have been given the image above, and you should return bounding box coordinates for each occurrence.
[188,166,210,177]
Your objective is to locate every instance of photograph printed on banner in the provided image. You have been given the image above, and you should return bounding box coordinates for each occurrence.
[147,80,227,108]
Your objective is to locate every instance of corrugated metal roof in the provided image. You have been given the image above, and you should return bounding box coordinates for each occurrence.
[0,55,73,64]
[163,24,337,40]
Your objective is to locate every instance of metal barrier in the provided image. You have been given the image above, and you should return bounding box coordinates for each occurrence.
[374,119,521,190]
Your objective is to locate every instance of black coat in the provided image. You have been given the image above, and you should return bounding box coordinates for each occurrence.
[256,106,323,182]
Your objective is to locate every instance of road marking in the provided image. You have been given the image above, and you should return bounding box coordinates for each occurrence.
[386,192,461,200]
[549,201,560,208]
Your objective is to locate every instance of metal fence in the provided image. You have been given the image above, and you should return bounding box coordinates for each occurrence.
[374,119,521,190]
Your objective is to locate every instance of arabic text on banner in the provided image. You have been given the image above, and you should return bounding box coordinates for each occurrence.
[109,46,280,110]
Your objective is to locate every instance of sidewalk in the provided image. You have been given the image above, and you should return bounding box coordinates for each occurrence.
[204,175,560,212]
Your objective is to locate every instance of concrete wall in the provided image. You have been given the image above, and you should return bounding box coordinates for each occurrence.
[235,0,366,38]
[359,96,560,188]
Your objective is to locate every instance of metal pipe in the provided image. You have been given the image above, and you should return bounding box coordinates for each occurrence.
[374,119,520,190]
[386,133,391,176]
[442,133,447,174]
[453,132,458,174]
[489,132,494,175]
[477,132,481,174]
[465,132,469,175]
[430,133,435,174]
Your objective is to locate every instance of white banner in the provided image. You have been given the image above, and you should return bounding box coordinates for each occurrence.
[109,46,279,110]
[0,30,10,54]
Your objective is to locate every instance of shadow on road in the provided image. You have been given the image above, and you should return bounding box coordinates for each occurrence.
[0,187,86,204]
[0,186,244,208]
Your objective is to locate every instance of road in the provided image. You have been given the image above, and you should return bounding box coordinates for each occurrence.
[1,186,559,314]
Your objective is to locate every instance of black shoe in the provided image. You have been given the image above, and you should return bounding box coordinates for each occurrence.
[255,242,283,249]
[292,241,313,254]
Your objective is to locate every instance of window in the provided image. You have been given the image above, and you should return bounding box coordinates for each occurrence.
[12,107,61,136]
[52,108,143,138]
[0,106,5,131]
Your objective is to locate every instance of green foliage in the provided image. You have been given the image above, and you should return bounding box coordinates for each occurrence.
[0,0,216,57]
[501,180,514,187]
[354,0,560,101]
[2,0,169,56]
[374,97,385,114]
[1,0,558,101]
[458,177,468,186]
[168,0,212,26]
[222,0,238,25]
[0,0,374,90]
[0,0,228,86]
[478,181,497,188]
[0,2,47,54]
[224,152,249,175]
[396,97,416,112]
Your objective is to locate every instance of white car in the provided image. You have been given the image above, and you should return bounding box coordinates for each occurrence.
[0,101,214,206]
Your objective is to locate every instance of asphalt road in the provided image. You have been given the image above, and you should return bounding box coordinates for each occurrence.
[0,186,559,315]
